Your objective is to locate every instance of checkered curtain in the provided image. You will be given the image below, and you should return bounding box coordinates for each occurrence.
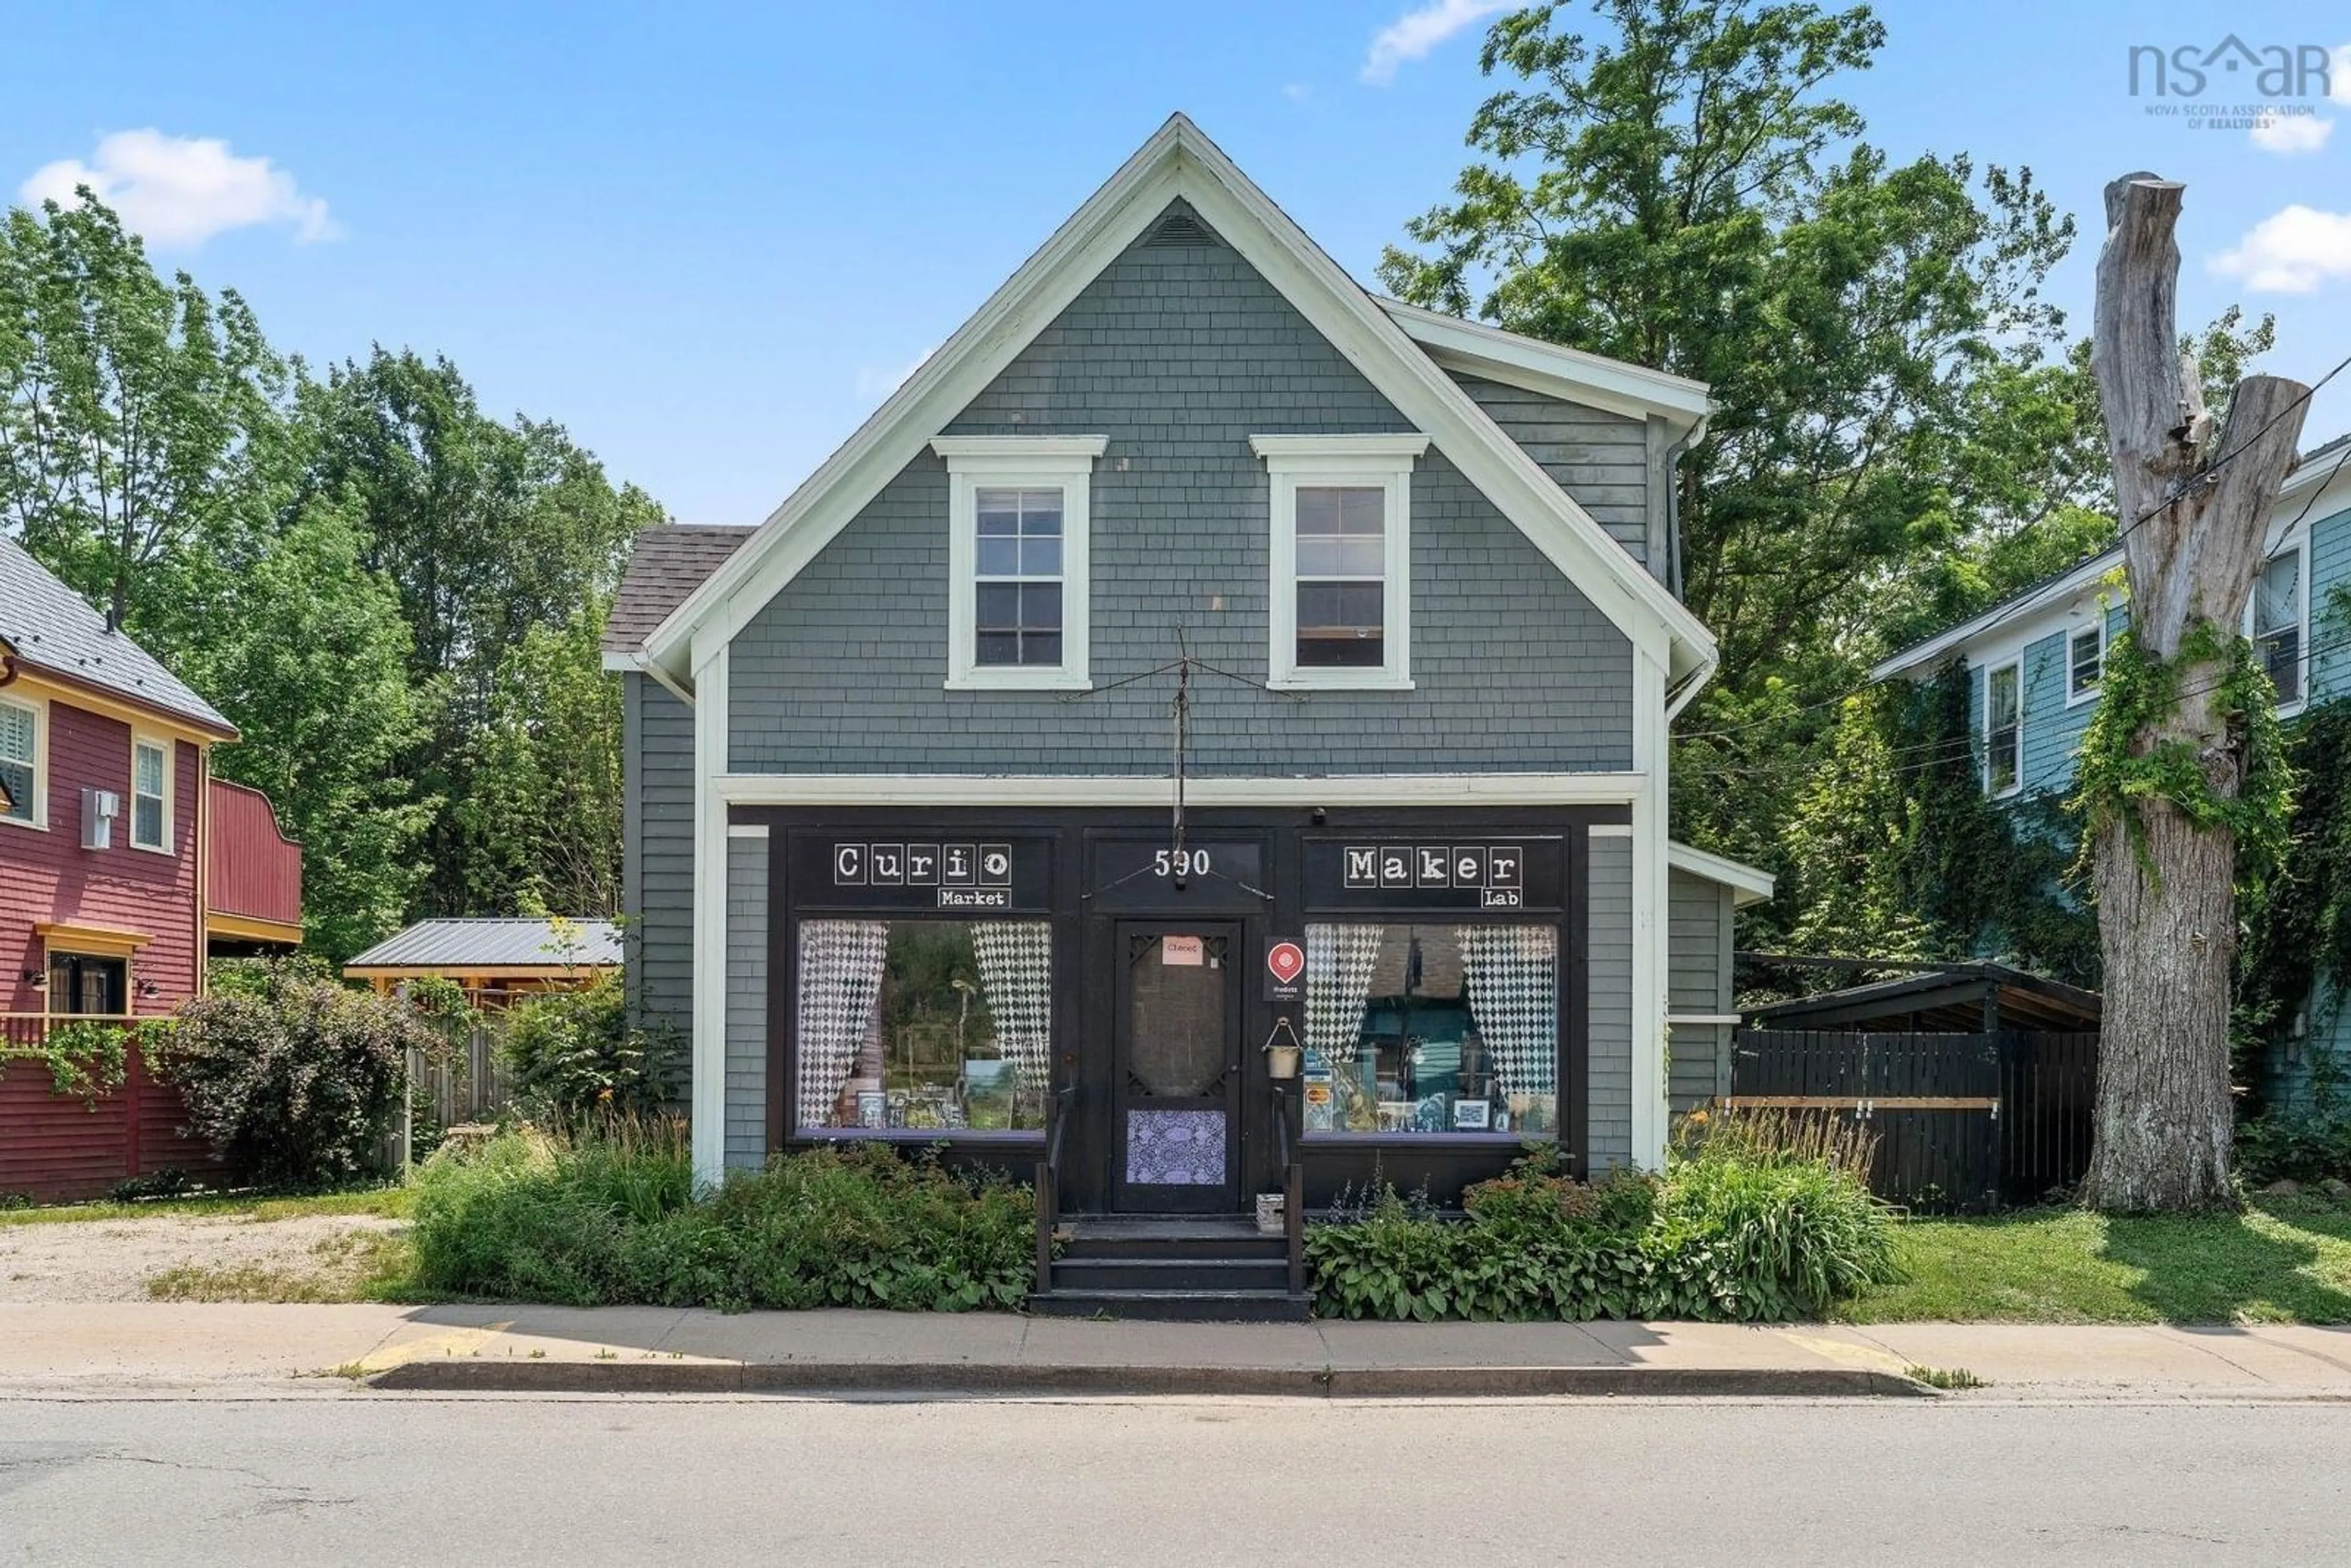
[1304,923,1383,1065]
[1457,925,1558,1100]
[797,920,887,1127]
[970,920,1053,1092]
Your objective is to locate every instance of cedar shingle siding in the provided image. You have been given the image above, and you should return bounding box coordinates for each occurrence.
[724,203,1635,776]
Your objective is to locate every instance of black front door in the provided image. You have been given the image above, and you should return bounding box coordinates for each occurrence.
[1111,921,1242,1214]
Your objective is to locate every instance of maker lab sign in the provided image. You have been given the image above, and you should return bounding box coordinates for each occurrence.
[1305,838,1562,911]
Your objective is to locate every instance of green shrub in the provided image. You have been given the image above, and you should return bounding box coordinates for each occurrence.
[498,973,683,1126]
[407,1123,1033,1312]
[156,959,443,1188]
[1308,1122,1899,1323]
[2238,1114,2351,1186]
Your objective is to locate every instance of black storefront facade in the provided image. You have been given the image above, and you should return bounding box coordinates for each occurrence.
[744,803,1618,1212]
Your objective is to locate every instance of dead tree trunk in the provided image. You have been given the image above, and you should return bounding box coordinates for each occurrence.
[2082,174,2309,1210]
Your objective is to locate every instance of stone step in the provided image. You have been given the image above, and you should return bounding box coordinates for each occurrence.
[1051,1256,1292,1293]
[1025,1288,1314,1324]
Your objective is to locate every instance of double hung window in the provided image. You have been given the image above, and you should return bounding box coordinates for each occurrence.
[1985,660,2022,797]
[932,436,1106,690]
[1251,434,1427,689]
[0,696,37,827]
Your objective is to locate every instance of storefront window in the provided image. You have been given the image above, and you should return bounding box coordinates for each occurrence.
[1300,923,1557,1138]
[795,919,1051,1133]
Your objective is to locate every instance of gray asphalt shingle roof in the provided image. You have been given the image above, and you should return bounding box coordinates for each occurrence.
[601,525,757,655]
[344,918,625,972]
[0,537,236,735]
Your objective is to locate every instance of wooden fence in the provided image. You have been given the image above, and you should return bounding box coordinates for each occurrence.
[1727,1028,2099,1212]
[1,1015,234,1203]
[411,1013,512,1132]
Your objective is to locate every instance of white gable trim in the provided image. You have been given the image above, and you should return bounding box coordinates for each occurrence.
[640,114,1717,690]
[1667,840,1775,907]
[1378,297,1712,439]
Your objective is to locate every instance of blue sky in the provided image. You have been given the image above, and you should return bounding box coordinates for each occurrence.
[6,2,2348,523]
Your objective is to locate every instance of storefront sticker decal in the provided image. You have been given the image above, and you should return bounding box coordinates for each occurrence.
[1265,938,1305,1001]
[1340,843,1527,904]
[1162,935,1205,966]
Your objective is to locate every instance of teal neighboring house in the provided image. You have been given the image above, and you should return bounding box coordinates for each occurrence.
[1871,432,2351,1108]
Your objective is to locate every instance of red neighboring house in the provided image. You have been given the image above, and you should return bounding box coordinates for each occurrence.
[1,537,303,1199]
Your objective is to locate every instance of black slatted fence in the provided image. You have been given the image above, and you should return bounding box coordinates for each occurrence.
[1728,1028,2098,1212]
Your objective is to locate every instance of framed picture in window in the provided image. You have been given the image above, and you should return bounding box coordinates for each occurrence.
[1452,1099,1491,1131]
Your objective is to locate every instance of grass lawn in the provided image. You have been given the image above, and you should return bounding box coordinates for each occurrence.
[1844,1198,2351,1324]
[0,1185,413,1228]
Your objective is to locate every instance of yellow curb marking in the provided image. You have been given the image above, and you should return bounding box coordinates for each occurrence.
[1776,1332,1914,1378]
[348,1321,516,1375]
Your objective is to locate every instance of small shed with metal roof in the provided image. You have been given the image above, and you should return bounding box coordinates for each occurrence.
[344,918,623,1002]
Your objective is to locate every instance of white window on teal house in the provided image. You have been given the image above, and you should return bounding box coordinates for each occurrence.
[932,436,1105,691]
[2254,546,2305,708]
[1251,434,1428,691]
[1985,660,2022,797]
[2067,623,2104,703]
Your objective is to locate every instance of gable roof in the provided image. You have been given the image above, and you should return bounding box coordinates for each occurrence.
[344,917,624,973]
[1872,427,2351,683]
[639,114,1717,690]
[0,536,236,738]
[601,525,756,658]
[1378,297,1712,438]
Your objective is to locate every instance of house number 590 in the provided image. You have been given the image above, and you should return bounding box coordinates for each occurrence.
[1154,849,1212,879]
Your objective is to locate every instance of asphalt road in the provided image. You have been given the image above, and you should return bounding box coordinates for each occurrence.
[2,1394,2344,1565]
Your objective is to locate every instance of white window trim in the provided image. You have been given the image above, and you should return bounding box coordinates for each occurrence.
[1251,433,1429,691]
[0,689,46,832]
[2246,542,2309,718]
[130,732,173,854]
[931,435,1106,691]
[1984,658,2023,799]
[2064,620,2105,707]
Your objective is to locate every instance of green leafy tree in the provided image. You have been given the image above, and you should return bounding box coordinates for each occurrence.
[294,350,663,915]
[459,594,625,917]
[0,191,285,637]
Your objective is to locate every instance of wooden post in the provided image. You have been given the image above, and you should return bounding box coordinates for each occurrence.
[2083,173,2311,1210]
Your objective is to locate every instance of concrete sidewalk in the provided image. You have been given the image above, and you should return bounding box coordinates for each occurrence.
[6,1303,2351,1399]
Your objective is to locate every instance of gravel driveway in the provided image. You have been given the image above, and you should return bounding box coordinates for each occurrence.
[0,1214,406,1304]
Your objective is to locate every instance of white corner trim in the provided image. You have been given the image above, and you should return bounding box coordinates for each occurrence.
[1666,840,1775,904]
[714,771,1646,808]
[634,114,1717,691]
[1629,645,1670,1172]
[689,640,730,1193]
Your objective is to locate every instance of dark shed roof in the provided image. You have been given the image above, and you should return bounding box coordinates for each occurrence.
[345,918,623,973]
[0,537,236,735]
[602,525,756,655]
[1744,959,2101,1034]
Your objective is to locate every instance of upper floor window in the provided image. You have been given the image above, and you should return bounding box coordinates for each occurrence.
[2254,546,2304,708]
[131,736,171,852]
[931,435,1106,691]
[1251,433,1429,690]
[1985,659,2022,797]
[0,695,40,828]
[2067,624,2104,703]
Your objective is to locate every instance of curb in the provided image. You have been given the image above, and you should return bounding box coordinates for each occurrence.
[366,1360,1932,1399]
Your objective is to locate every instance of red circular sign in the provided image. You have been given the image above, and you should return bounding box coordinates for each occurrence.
[1267,941,1305,985]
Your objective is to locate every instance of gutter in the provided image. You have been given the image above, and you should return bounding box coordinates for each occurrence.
[601,648,696,707]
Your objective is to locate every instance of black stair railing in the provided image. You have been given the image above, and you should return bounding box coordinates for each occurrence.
[1035,1084,1076,1289]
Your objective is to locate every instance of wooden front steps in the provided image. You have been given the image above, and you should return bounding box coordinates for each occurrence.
[1027,1215,1312,1323]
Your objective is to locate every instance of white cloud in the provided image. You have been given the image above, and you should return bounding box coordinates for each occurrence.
[2210,205,2351,293]
[2251,111,2334,154]
[20,130,336,248]
[1360,0,1507,86]
[855,344,934,402]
